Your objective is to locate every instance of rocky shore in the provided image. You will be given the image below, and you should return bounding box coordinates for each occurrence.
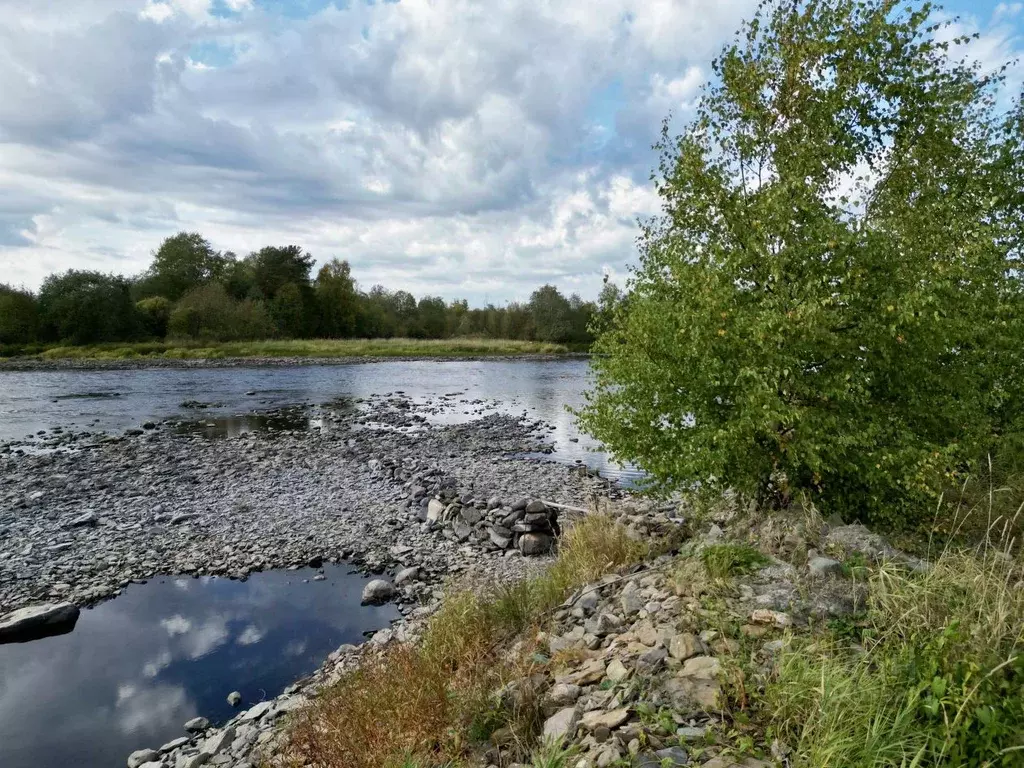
[0,392,613,615]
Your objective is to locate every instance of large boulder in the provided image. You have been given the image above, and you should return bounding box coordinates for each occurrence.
[0,603,80,644]
[519,532,554,556]
[361,579,396,605]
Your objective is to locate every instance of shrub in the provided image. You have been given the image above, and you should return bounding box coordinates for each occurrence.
[0,285,39,344]
[168,283,275,341]
[577,0,1024,528]
[38,270,140,344]
[136,296,172,338]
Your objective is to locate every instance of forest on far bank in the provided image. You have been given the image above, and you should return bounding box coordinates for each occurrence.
[0,233,619,349]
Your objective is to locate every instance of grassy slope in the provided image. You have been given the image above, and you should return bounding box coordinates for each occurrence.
[1,337,573,361]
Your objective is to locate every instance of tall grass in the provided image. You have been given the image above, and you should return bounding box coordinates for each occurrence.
[11,337,570,362]
[283,516,649,768]
[764,529,1024,767]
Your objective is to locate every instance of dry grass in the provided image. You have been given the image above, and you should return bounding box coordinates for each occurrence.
[283,514,648,768]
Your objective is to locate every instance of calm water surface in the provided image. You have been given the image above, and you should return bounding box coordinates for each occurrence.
[0,566,398,768]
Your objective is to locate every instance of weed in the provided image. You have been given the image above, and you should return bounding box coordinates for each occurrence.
[700,544,769,580]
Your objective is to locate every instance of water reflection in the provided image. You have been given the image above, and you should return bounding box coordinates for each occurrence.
[0,566,399,768]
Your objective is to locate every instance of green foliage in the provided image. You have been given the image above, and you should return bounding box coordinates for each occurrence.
[316,259,358,337]
[700,544,769,579]
[578,0,1024,526]
[135,296,172,338]
[248,245,315,301]
[0,285,39,344]
[765,549,1024,766]
[142,231,227,301]
[38,270,140,344]
[168,283,276,341]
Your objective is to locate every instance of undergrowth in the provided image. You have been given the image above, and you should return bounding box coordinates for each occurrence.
[283,515,650,768]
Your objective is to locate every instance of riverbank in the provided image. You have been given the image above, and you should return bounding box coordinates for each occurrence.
[0,392,612,614]
[0,338,584,371]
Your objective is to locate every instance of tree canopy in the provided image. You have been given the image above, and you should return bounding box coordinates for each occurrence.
[578,0,1024,526]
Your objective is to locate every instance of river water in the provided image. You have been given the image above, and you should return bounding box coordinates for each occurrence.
[0,359,635,481]
[0,359,637,768]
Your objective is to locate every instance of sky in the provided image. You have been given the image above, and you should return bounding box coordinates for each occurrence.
[0,0,1021,304]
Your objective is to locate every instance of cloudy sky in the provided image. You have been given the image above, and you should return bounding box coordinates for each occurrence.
[1,0,1021,304]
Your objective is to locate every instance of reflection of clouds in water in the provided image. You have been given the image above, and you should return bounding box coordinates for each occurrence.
[236,625,264,646]
[143,651,173,679]
[184,618,229,660]
[173,579,191,591]
[116,683,192,736]
[161,615,192,636]
[283,640,307,657]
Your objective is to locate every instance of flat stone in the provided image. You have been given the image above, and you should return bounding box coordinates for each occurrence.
[394,567,419,586]
[426,499,445,522]
[580,707,630,731]
[699,758,771,768]
[128,748,160,768]
[68,512,98,528]
[636,746,690,767]
[525,500,548,514]
[559,658,606,686]
[680,656,721,680]
[200,726,236,756]
[545,683,582,707]
[809,556,844,577]
[0,602,80,644]
[542,707,579,743]
[240,700,273,722]
[160,737,189,753]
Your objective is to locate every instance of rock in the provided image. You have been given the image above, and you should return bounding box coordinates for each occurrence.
[606,658,630,682]
[0,602,80,644]
[489,526,513,549]
[808,556,844,577]
[542,707,580,743]
[170,513,197,525]
[525,500,548,514]
[676,727,707,742]
[636,746,690,767]
[487,496,502,510]
[750,609,792,628]
[545,683,582,707]
[668,632,701,661]
[681,656,721,679]
[184,716,210,733]
[361,579,396,605]
[620,582,644,616]
[637,647,669,673]
[201,725,236,756]
[559,658,606,686]
[394,567,419,586]
[160,737,189,753]
[68,512,98,528]
[519,532,555,555]
[699,758,771,768]
[240,700,274,722]
[426,499,446,522]
[227,691,242,707]
[128,748,160,768]
[580,707,630,731]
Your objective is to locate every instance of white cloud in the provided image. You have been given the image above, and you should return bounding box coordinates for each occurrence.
[235,624,264,645]
[0,0,1019,303]
[160,615,192,636]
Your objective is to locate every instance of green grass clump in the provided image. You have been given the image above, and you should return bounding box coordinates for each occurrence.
[11,337,571,362]
[700,543,770,580]
[285,515,648,768]
[764,547,1024,767]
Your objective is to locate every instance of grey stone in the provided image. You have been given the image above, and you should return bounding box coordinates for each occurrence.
[636,746,690,767]
[525,500,548,514]
[519,532,554,555]
[160,737,189,753]
[240,700,273,722]
[68,512,98,528]
[227,691,242,707]
[128,748,160,768]
[545,683,582,707]
[394,567,419,586]
[426,499,446,522]
[200,726,236,756]
[0,602,80,644]
[361,579,396,605]
[809,556,844,577]
[184,716,210,733]
[542,707,579,743]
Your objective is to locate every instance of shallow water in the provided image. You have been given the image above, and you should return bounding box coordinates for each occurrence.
[0,565,399,768]
[0,359,640,483]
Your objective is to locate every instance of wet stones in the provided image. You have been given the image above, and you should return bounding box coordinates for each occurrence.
[361,579,396,605]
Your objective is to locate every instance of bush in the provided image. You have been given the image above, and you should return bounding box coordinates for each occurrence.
[38,270,140,344]
[136,296,172,338]
[578,0,1024,528]
[168,284,275,341]
[0,285,39,344]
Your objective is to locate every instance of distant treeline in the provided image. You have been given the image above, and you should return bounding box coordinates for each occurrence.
[0,232,620,346]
